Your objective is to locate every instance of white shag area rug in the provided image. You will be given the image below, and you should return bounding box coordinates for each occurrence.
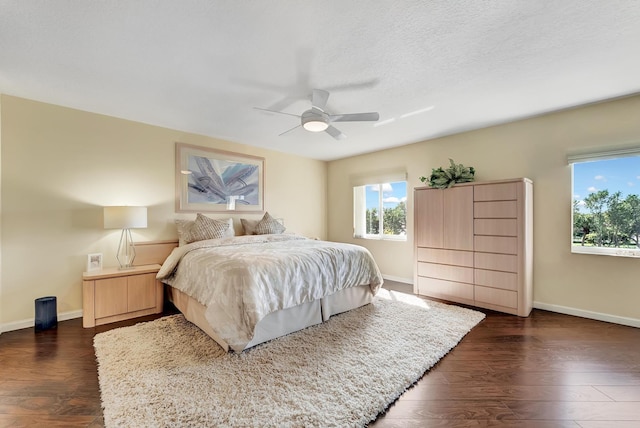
[94,289,485,427]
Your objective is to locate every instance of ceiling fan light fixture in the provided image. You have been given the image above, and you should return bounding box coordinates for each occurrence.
[257,89,379,140]
[302,119,329,132]
[301,110,330,132]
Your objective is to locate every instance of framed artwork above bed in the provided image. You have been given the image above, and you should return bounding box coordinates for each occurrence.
[175,143,264,213]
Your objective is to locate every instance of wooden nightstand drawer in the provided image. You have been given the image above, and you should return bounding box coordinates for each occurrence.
[127,273,158,312]
[94,277,128,318]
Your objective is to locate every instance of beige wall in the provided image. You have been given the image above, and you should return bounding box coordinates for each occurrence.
[0,96,2,330]
[328,94,640,322]
[3,92,640,328]
[0,95,327,327]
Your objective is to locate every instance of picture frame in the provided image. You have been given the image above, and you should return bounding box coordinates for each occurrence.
[175,143,265,213]
[87,253,103,272]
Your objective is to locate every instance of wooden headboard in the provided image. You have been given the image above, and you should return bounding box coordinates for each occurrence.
[134,240,179,266]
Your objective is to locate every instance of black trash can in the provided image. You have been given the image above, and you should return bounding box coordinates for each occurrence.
[35,296,57,331]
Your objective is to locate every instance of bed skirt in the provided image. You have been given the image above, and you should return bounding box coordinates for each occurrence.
[167,284,373,352]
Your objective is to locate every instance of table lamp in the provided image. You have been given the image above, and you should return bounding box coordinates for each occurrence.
[103,206,147,269]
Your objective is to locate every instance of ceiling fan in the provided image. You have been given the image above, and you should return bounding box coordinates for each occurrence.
[255,89,379,140]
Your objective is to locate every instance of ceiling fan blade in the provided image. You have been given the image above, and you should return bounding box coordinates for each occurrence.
[323,78,380,93]
[329,112,380,122]
[266,96,301,113]
[254,107,300,118]
[325,125,346,140]
[278,124,301,136]
[311,89,330,111]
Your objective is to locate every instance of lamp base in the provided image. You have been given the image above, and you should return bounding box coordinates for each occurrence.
[116,228,137,269]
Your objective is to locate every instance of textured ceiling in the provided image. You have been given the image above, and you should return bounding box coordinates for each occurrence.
[2,1,640,161]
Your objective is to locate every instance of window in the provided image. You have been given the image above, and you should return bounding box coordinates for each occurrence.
[569,148,640,257]
[354,181,407,240]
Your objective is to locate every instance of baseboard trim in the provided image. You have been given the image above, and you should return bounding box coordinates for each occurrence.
[0,310,83,333]
[533,301,640,328]
[3,301,634,332]
[382,275,413,285]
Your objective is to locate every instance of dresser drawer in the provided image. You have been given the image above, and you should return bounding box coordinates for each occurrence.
[417,276,474,302]
[475,285,518,309]
[474,236,518,255]
[474,182,517,201]
[417,262,474,283]
[475,269,518,291]
[417,248,474,267]
[474,252,518,272]
[474,219,517,236]
[474,201,517,218]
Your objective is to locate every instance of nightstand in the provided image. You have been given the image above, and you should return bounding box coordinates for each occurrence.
[82,264,163,328]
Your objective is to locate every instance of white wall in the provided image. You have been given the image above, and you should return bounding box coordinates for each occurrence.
[328,94,640,323]
[0,95,327,329]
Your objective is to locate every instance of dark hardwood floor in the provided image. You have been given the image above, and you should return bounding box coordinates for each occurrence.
[2,283,640,427]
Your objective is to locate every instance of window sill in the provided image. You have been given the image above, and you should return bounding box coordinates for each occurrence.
[354,235,407,242]
[572,245,640,258]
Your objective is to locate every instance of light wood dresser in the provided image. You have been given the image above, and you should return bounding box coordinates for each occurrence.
[82,264,163,327]
[414,178,533,316]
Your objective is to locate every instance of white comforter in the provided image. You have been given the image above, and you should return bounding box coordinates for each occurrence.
[157,235,383,351]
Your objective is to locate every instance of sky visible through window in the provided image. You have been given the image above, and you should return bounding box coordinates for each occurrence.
[573,156,640,212]
[366,182,407,209]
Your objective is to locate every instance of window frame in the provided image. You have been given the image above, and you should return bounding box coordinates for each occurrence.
[569,147,640,258]
[353,179,407,242]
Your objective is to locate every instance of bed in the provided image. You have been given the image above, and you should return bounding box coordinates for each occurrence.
[153,233,384,352]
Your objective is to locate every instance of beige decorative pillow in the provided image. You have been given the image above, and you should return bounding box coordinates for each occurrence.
[176,217,234,246]
[179,215,232,245]
[254,212,286,235]
[240,218,259,235]
[175,219,194,246]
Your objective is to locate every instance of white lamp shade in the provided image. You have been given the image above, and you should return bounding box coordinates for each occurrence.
[104,206,147,229]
